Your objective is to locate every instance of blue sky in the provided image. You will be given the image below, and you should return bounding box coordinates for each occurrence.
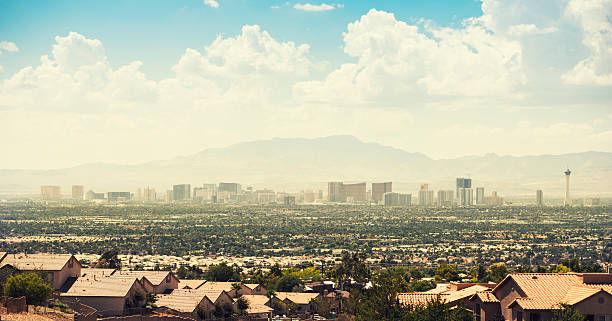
[0,0,611,169]
[0,0,482,79]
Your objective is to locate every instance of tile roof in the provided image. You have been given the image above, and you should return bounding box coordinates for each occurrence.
[156,289,212,313]
[446,285,492,304]
[397,293,446,306]
[244,284,262,290]
[1,253,77,271]
[199,281,237,293]
[62,274,139,297]
[275,292,320,305]
[471,291,500,303]
[180,279,206,290]
[81,268,116,277]
[239,295,270,307]
[502,273,612,310]
[113,270,176,285]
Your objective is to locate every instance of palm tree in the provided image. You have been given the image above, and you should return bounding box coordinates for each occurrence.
[335,291,344,313]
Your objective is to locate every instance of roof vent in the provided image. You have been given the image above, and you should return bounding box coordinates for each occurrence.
[532,276,538,280]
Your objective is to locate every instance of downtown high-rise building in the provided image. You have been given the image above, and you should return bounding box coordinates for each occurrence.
[41,185,61,200]
[458,188,474,206]
[143,187,156,202]
[344,182,367,202]
[72,185,84,200]
[437,190,454,207]
[107,192,131,202]
[536,190,543,206]
[371,182,392,203]
[218,183,241,194]
[456,178,472,197]
[476,187,485,205]
[418,184,434,206]
[384,192,411,206]
[173,184,191,201]
[328,182,345,202]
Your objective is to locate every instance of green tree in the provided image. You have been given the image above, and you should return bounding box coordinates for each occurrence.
[552,304,585,321]
[435,263,460,282]
[236,296,249,315]
[487,263,509,283]
[4,273,53,305]
[95,249,122,269]
[206,262,240,282]
[276,274,303,292]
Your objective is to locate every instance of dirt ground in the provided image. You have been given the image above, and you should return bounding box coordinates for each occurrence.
[0,312,72,321]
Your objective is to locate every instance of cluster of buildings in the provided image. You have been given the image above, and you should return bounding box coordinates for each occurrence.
[0,252,323,320]
[399,272,612,321]
[37,169,603,207]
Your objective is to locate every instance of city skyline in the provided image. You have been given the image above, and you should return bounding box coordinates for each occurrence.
[1,0,611,169]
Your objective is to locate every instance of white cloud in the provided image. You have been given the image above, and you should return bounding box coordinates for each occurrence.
[294,9,525,104]
[204,0,219,8]
[561,0,612,85]
[507,24,558,36]
[0,41,19,53]
[294,3,335,12]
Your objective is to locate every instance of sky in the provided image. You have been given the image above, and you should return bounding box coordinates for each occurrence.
[0,0,611,169]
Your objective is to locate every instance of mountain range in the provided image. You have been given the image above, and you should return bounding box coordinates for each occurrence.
[1,135,611,197]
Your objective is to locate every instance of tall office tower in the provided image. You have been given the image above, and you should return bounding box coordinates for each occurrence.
[485,191,504,206]
[166,190,173,202]
[71,185,84,200]
[476,187,485,205]
[173,184,191,201]
[418,184,434,206]
[536,190,543,206]
[41,185,61,200]
[344,182,367,202]
[218,183,241,194]
[143,187,156,202]
[384,192,411,206]
[458,188,474,206]
[564,169,571,206]
[456,178,472,198]
[437,190,454,206]
[328,182,345,202]
[202,184,218,192]
[371,182,392,203]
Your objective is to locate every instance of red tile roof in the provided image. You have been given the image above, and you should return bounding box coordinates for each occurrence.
[397,293,447,306]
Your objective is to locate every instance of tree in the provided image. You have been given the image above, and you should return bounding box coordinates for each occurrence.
[4,273,53,305]
[95,249,121,269]
[553,304,585,321]
[236,296,249,315]
[435,263,460,282]
[206,262,240,282]
[487,263,509,283]
[551,264,569,274]
[276,274,303,292]
[335,252,371,290]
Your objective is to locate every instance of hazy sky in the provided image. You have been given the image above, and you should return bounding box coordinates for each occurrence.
[1,0,611,169]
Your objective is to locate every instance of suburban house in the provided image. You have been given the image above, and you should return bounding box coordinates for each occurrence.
[242,283,268,295]
[155,289,216,320]
[81,268,116,278]
[61,274,146,316]
[179,279,206,290]
[0,253,82,290]
[237,295,273,320]
[398,282,496,309]
[470,273,612,321]
[191,288,235,306]
[112,270,179,294]
[274,292,320,314]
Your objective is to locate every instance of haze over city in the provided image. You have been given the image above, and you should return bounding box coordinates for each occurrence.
[0,1,611,321]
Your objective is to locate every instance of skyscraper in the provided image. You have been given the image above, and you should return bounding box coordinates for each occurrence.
[218,183,241,194]
[418,184,434,206]
[371,182,392,203]
[144,187,156,202]
[328,182,345,202]
[437,190,454,207]
[476,187,485,205]
[384,192,411,206]
[41,185,61,200]
[456,178,472,198]
[564,169,571,206]
[536,190,543,206]
[72,185,84,200]
[108,192,131,202]
[173,184,191,201]
[343,182,367,202]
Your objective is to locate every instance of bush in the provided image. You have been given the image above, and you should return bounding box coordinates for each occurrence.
[4,273,53,305]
